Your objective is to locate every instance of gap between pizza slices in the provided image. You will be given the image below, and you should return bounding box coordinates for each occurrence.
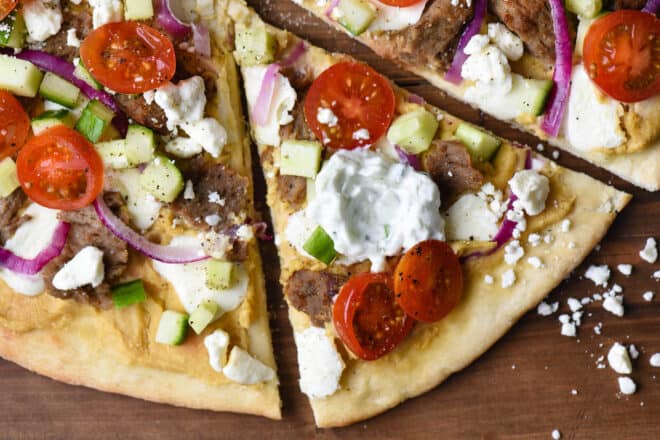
[288,0,660,191]
[226,0,631,427]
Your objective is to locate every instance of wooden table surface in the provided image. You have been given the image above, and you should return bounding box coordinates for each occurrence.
[1,1,659,439]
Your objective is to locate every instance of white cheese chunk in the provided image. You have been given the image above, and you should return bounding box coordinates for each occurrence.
[352,128,370,141]
[552,429,562,440]
[508,170,550,216]
[88,0,124,29]
[154,76,207,131]
[537,301,558,316]
[608,342,632,374]
[561,322,576,337]
[504,240,524,265]
[618,377,636,395]
[639,238,657,263]
[567,298,582,312]
[501,269,516,288]
[487,23,524,61]
[204,329,230,373]
[284,210,319,260]
[22,0,62,43]
[585,265,610,287]
[52,246,105,290]
[66,28,80,47]
[603,295,624,317]
[445,193,500,241]
[617,264,633,276]
[462,37,512,95]
[367,0,428,32]
[650,353,660,367]
[183,180,195,200]
[643,291,655,302]
[165,137,204,158]
[222,347,275,385]
[110,169,162,231]
[628,344,639,360]
[317,107,338,127]
[181,118,228,158]
[294,327,345,399]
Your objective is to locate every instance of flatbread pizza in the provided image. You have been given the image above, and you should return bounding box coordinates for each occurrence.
[285,0,660,191]
[227,0,631,427]
[0,0,280,418]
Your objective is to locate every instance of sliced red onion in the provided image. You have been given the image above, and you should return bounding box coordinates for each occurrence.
[252,63,280,126]
[93,197,208,264]
[408,94,426,105]
[280,41,307,67]
[0,222,70,275]
[643,0,659,13]
[540,0,573,137]
[156,0,192,40]
[444,0,487,84]
[193,23,211,58]
[252,221,273,241]
[395,145,421,170]
[325,0,340,18]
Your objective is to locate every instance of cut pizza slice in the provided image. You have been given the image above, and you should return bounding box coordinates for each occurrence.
[227,0,631,427]
[283,0,659,191]
[0,0,280,418]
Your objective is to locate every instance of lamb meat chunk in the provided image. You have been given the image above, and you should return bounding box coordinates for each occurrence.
[0,189,28,244]
[41,3,92,63]
[285,270,347,326]
[611,0,646,9]
[114,94,169,134]
[421,140,483,201]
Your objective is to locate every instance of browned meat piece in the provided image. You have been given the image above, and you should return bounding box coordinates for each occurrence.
[279,98,316,142]
[41,3,92,63]
[421,140,483,201]
[114,94,169,134]
[276,174,307,208]
[175,46,220,96]
[0,189,27,243]
[369,0,474,71]
[42,193,129,309]
[611,0,646,9]
[285,270,347,326]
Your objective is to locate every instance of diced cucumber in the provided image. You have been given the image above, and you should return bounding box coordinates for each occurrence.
[387,108,439,154]
[31,109,75,134]
[111,279,147,308]
[96,140,132,169]
[139,156,184,203]
[0,55,43,97]
[75,99,115,142]
[73,59,102,91]
[155,310,189,346]
[455,123,502,162]
[335,0,376,36]
[124,0,154,20]
[0,11,26,49]
[206,260,235,290]
[234,25,277,67]
[303,226,337,265]
[0,157,20,198]
[565,0,602,18]
[576,13,606,57]
[38,72,81,109]
[280,140,323,179]
[125,124,156,164]
[188,300,220,334]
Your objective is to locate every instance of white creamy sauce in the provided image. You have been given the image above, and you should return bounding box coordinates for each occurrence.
[151,236,248,314]
[110,169,162,231]
[367,0,428,32]
[294,327,345,399]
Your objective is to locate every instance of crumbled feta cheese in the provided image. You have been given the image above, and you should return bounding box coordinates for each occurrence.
[528,233,542,247]
[603,296,624,317]
[154,76,207,131]
[88,0,124,29]
[484,274,494,285]
[552,150,560,160]
[235,224,254,241]
[501,269,515,288]
[368,0,428,32]
[558,314,570,324]
[585,265,610,287]
[551,429,562,440]
[593,322,602,335]
[462,35,512,94]
[52,246,105,290]
[181,118,228,158]
[508,170,550,216]
[445,193,500,241]
[572,311,583,326]
[284,211,319,259]
[649,353,660,367]
[618,377,636,395]
[653,270,660,280]
[66,28,80,47]
[504,240,524,265]
[22,0,62,43]
[567,298,582,312]
[317,107,338,127]
[544,233,554,244]
[560,219,571,233]
[204,329,230,372]
[352,128,370,141]
[208,192,225,205]
[183,180,195,200]
[165,137,204,158]
[608,342,632,374]
[294,327,345,399]
[204,214,221,227]
[617,264,633,276]
[628,344,639,360]
[561,322,576,337]
[487,22,524,61]
[639,238,658,263]
[222,347,275,385]
[537,301,558,316]
[527,256,544,269]
[643,291,655,302]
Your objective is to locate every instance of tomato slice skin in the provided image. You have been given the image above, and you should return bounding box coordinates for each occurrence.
[333,272,414,361]
[583,10,660,103]
[378,0,424,6]
[80,22,176,94]
[394,240,463,323]
[0,90,30,160]
[0,0,17,21]
[304,62,396,150]
[16,126,104,211]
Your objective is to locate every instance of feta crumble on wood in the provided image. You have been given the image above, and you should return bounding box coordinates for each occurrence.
[551,429,562,439]
[537,301,558,316]
[643,291,655,302]
[649,353,660,367]
[607,342,632,374]
[585,265,610,287]
[501,269,515,288]
[618,377,636,395]
[617,264,633,276]
[640,238,657,263]
[603,295,624,317]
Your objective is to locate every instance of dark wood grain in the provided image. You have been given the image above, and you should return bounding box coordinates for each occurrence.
[1,1,658,438]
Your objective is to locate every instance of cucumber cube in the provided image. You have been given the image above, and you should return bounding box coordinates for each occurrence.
[234,25,277,67]
[188,300,220,335]
[206,260,235,290]
[336,0,376,36]
[73,59,102,91]
[111,279,147,308]
[565,0,602,18]
[280,140,323,179]
[0,157,20,198]
[125,0,154,20]
[75,99,115,142]
[31,110,75,134]
[303,226,337,265]
[39,72,80,109]
[96,140,132,169]
[0,55,43,97]
[155,310,189,346]
[139,156,184,203]
[125,124,156,164]
[454,123,502,162]
[387,108,439,154]
[0,11,26,49]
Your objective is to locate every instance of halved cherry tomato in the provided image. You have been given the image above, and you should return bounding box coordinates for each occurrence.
[333,272,414,361]
[80,22,176,94]
[583,10,660,103]
[304,62,395,150]
[0,90,30,160]
[378,0,424,6]
[16,126,104,210]
[0,0,17,21]
[394,240,463,323]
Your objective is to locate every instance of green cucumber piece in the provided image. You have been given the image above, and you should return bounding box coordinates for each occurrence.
[454,123,502,162]
[124,0,154,20]
[206,260,235,290]
[95,139,132,169]
[234,25,277,67]
[303,226,337,265]
[0,157,20,198]
[155,310,189,345]
[0,11,26,49]
[188,300,220,335]
[576,13,607,57]
[31,109,75,134]
[280,140,323,179]
[387,108,439,154]
[38,72,81,109]
[75,99,115,142]
[111,279,147,308]
[139,156,184,203]
[0,55,43,97]
[125,124,156,164]
[73,59,102,91]
[336,0,376,36]
[565,0,602,18]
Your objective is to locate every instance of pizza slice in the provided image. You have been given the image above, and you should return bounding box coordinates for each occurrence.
[227,0,631,427]
[281,0,659,191]
[0,0,280,418]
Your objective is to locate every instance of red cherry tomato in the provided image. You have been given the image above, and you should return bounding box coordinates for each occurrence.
[378,0,425,6]
[393,240,463,323]
[80,22,176,94]
[333,272,414,361]
[0,0,17,21]
[304,62,396,150]
[16,126,104,210]
[0,90,30,160]
[583,10,660,103]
